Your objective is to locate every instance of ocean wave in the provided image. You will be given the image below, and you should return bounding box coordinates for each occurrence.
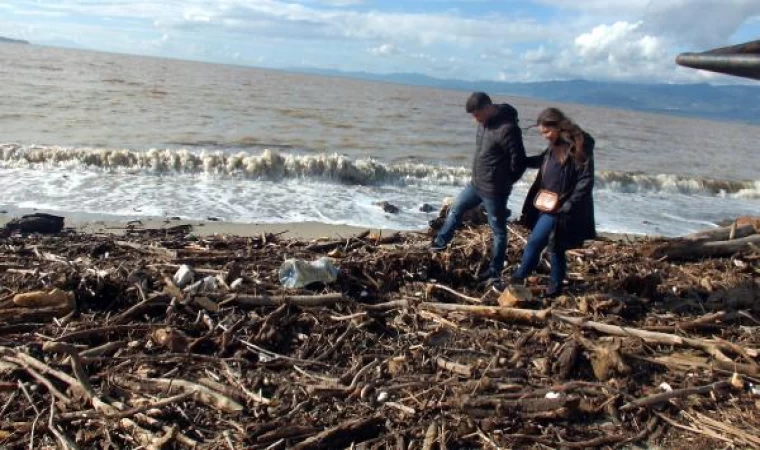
[596,171,760,199]
[0,143,470,186]
[0,144,758,199]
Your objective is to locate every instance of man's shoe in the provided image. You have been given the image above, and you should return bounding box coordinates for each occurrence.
[477,269,498,282]
[489,278,506,293]
[509,276,525,286]
[429,241,447,253]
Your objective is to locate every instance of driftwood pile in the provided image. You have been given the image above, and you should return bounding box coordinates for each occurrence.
[0,216,759,449]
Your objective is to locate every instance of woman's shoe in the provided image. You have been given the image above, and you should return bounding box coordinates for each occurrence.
[543,284,562,298]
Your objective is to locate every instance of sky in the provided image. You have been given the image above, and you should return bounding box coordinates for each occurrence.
[1,0,759,83]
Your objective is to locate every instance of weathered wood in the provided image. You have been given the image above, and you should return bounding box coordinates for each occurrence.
[426,284,482,304]
[112,375,244,414]
[647,234,760,260]
[497,285,532,307]
[214,292,346,308]
[0,289,75,323]
[621,380,733,412]
[436,357,473,378]
[554,314,759,360]
[420,303,551,324]
[291,416,385,450]
[461,396,580,419]
[683,224,756,242]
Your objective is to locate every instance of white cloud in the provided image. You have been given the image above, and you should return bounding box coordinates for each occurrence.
[521,45,551,63]
[369,43,397,56]
[2,0,758,82]
[574,21,665,63]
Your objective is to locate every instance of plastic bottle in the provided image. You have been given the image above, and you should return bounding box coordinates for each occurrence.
[279,257,339,288]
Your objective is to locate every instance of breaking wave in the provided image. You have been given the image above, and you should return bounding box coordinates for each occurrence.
[0,144,758,199]
[595,171,760,199]
[0,143,470,186]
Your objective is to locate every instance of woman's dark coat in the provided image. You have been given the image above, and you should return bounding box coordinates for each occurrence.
[520,132,596,250]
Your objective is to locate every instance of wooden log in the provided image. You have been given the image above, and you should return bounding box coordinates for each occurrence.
[436,357,473,378]
[683,224,756,242]
[420,302,551,324]
[426,284,482,304]
[643,311,739,333]
[114,240,178,259]
[12,289,74,308]
[647,234,760,260]
[112,375,244,414]
[0,304,75,323]
[0,289,75,323]
[554,314,759,360]
[214,292,346,308]
[461,396,580,419]
[620,380,732,411]
[638,353,760,378]
[291,416,385,450]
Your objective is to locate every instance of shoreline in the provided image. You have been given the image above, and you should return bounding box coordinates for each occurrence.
[0,206,645,242]
[0,207,405,240]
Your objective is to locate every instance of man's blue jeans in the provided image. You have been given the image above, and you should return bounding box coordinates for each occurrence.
[512,212,567,289]
[434,183,508,276]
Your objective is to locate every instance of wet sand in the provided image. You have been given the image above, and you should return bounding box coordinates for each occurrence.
[0,207,404,240]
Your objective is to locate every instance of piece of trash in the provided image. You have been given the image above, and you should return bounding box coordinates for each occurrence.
[173,265,194,288]
[230,278,244,290]
[659,382,673,392]
[545,391,562,399]
[4,213,64,234]
[279,257,338,288]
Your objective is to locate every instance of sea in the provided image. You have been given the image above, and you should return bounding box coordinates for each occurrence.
[1,43,758,237]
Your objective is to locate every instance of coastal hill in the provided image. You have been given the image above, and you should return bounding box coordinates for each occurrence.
[297,68,760,125]
[0,36,30,44]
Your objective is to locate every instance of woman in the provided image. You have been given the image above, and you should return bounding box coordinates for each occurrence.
[510,108,596,297]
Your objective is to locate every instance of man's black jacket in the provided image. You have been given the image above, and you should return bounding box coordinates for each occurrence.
[471,103,526,198]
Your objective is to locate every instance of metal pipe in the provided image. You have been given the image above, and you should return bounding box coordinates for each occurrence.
[676,54,760,80]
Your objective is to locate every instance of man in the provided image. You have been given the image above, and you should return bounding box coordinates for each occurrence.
[431,92,526,286]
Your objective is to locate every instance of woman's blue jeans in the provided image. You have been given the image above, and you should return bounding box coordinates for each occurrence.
[512,212,567,288]
[434,183,508,276]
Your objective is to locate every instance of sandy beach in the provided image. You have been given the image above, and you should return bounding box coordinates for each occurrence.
[0,206,644,243]
[0,206,404,240]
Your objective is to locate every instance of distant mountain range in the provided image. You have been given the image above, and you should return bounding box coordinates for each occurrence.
[0,36,30,45]
[296,68,760,124]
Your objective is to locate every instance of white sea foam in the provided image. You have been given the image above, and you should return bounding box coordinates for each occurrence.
[1,144,758,200]
[1,144,758,237]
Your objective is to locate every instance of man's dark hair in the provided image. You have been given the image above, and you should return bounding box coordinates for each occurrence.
[465,92,492,113]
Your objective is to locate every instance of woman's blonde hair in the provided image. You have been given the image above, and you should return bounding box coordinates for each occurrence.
[536,107,587,166]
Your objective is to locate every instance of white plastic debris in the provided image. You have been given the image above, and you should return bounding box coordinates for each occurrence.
[376,391,389,403]
[279,257,338,288]
[230,278,244,290]
[545,391,562,399]
[173,264,194,288]
[201,275,218,291]
[659,382,673,392]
